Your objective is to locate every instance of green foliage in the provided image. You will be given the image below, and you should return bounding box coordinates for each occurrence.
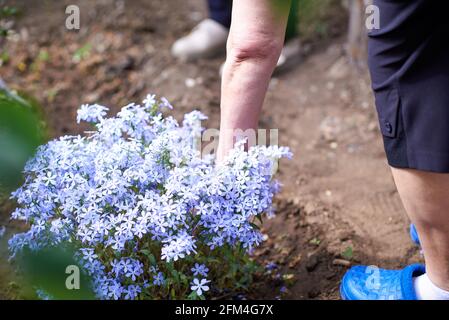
[297,0,345,41]
[73,43,92,63]
[15,244,96,300]
[0,5,19,39]
[135,239,262,299]
[0,51,9,66]
[37,49,50,62]
[0,86,47,191]
[342,246,353,260]
[0,6,18,18]
[270,0,346,42]
[270,0,293,13]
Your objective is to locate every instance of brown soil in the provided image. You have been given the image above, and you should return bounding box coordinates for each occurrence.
[0,0,422,300]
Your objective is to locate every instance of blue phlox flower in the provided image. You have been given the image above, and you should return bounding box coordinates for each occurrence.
[8,93,291,300]
[191,278,210,296]
[153,272,165,286]
[191,263,209,277]
[77,104,109,124]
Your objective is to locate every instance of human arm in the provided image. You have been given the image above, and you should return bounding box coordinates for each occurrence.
[216,0,291,163]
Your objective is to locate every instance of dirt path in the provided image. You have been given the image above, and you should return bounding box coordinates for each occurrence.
[0,0,422,299]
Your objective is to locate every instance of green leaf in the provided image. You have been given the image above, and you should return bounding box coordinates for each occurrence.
[341,246,353,260]
[180,273,188,286]
[187,291,197,300]
[140,249,157,266]
[171,269,179,282]
[249,222,260,230]
[72,43,92,63]
[37,49,50,62]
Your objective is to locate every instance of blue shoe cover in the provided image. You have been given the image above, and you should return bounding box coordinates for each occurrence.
[410,224,420,246]
[340,264,425,300]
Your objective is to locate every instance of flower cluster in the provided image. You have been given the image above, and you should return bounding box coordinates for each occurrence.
[8,94,291,299]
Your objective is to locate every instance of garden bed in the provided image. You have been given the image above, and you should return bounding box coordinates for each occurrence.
[0,0,422,300]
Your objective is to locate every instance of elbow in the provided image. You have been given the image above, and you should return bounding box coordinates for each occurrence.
[226,36,283,71]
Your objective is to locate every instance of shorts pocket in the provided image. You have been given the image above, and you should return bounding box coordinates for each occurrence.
[374,88,400,138]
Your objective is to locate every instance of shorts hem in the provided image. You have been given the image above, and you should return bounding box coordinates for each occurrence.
[387,152,449,174]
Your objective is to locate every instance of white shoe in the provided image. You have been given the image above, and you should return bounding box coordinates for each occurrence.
[171,19,229,61]
[275,37,301,71]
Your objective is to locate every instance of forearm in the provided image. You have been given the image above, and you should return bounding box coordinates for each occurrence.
[217,0,290,161]
[219,53,277,148]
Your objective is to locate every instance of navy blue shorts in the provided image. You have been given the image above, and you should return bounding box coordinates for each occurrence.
[368,0,449,173]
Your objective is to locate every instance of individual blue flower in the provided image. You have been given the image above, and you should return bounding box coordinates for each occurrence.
[123,285,141,300]
[108,281,123,300]
[143,94,156,109]
[265,262,278,271]
[77,104,108,123]
[160,97,173,110]
[153,272,165,286]
[191,263,209,277]
[191,278,210,296]
[36,288,53,300]
[124,259,143,281]
[80,248,98,263]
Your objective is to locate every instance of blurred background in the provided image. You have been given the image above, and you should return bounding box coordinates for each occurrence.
[0,0,421,300]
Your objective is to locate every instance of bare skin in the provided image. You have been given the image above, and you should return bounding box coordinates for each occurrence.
[217,0,290,162]
[218,0,449,294]
[391,168,449,291]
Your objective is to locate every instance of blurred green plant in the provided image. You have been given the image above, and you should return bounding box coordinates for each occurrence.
[37,49,50,62]
[0,5,18,18]
[270,0,345,42]
[72,43,92,63]
[297,0,344,41]
[0,50,9,66]
[0,81,47,192]
[0,4,19,39]
[30,49,51,72]
[14,244,96,300]
[342,246,353,260]
[270,0,293,11]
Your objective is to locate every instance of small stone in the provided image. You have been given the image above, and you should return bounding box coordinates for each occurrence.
[326,81,335,90]
[288,254,302,268]
[306,255,320,272]
[333,259,351,267]
[304,202,315,215]
[185,78,196,88]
